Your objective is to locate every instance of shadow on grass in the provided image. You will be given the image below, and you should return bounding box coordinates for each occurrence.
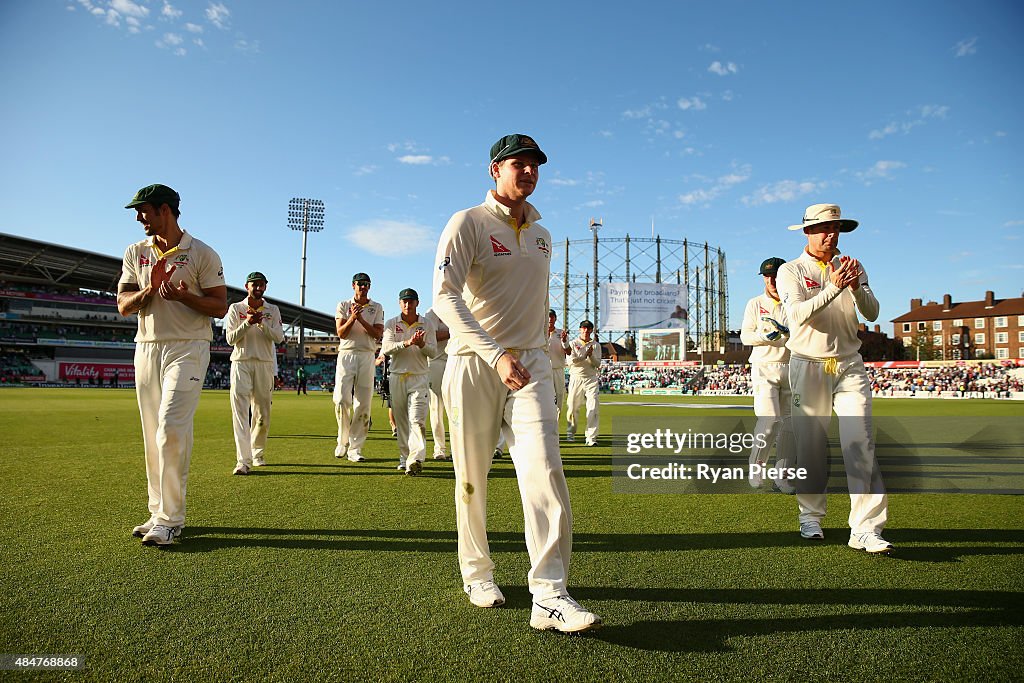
[169,527,1024,562]
[580,587,1024,652]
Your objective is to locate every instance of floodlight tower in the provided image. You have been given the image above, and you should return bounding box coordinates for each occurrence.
[287,197,325,361]
[589,217,602,330]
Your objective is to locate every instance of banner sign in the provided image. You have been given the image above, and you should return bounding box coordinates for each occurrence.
[58,362,135,382]
[599,282,688,331]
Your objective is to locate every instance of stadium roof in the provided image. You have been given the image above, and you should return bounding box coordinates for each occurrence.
[0,232,336,333]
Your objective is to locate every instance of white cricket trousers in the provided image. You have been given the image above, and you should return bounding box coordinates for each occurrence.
[392,372,429,463]
[334,350,375,456]
[443,349,572,599]
[552,365,567,425]
[749,362,794,468]
[428,356,448,457]
[789,355,888,534]
[134,340,210,528]
[566,373,600,442]
[230,359,275,466]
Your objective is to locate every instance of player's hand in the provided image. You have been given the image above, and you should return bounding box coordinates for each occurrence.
[248,309,264,324]
[159,279,190,302]
[495,352,531,391]
[411,330,426,347]
[350,303,364,319]
[560,330,568,343]
[841,257,861,290]
[830,258,853,288]
[150,258,176,292]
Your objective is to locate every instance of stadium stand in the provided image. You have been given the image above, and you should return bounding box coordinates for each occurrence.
[0,232,336,388]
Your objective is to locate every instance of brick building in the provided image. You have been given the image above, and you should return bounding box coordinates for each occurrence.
[891,290,1024,360]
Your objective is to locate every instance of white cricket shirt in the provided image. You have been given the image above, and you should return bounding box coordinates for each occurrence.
[432,192,552,365]
[119,231,225,343]
[777,250,879,359]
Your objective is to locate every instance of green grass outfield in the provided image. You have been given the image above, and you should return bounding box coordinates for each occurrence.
[1,388,1022,682]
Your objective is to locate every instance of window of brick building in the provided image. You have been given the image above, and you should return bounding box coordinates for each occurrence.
[975,333,985,345]
[933,320,942,331]
[995,316,1007,328]
[975,318,985,328]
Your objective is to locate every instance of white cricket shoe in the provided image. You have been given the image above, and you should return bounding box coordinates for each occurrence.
[464,580,505,608]
[141,524,182,547]
[849,531,894,554]
[253,456,266,467]
[397,460,406,471]
[432,452,449,461]
[492,448,503,460]
[800,521,824,539]
[334,446,347,460]
[131,517,157,538]
[530,594,602,633]
[585,439,598,447]
[232,463,250,476]
[347,451,366,462]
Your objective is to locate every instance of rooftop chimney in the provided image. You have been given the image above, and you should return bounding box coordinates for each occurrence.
[910,298,922,310]
[942,294,952,311]
[985,290,995,308]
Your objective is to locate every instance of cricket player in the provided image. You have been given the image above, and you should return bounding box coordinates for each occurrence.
[225,271,284,475]
[433,133,601,633]
[566,320,601,447]
[777,203,892,554]
[117,183,227,546]
[334,272,384,462]
[423,307,451,461]
[381,288,437,475]
[547,309,570,424]
[740,258,796,493]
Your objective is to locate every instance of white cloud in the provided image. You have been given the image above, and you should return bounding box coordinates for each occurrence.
[598,130,613,138]
[994,130,1007,137]
[234,39,260,54]
[677,96,707,111]
[742,179,825,206]
[679,164,750,206]
[623,106,652,119]
[354,165,377,176]
[156,32,184,50]
[110,0,148,18]
[953,37,977,57]
[398,155,433,165]
[856,160,906,183]
[580,200,605,208]
[161,2,182,19]
[869,105,949,140]
[708,61,738,76]
[206,2,230,29]
[346,220,435,257]
[549,178,580,187]
[193,38,205,48]
[1004,220,1024,227]
[185,22,203,33]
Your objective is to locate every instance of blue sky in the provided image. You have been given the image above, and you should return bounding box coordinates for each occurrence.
[1,1,1021,336]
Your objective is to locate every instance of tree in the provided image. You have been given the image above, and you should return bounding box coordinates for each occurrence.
[909,330,939,361]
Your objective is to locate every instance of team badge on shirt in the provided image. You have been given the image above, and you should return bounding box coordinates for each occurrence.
[490,236,511,256]
[758,304,770,317]
[438,256,451,270]
[139,255,151,267]
[803,276,820,289]
[535,237,550,256]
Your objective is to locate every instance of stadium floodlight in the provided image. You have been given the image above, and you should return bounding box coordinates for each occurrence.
[590,218,602,330]
[288,198,325,361]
